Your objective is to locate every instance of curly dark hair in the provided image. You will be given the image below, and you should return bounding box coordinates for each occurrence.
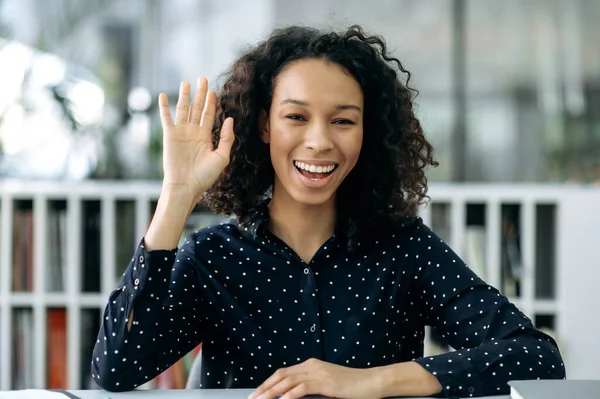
[202,24,438,248]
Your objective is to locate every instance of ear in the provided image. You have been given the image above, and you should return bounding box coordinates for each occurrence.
[259,109,270,144]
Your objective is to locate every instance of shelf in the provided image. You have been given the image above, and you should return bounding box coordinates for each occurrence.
[1,181,598,388]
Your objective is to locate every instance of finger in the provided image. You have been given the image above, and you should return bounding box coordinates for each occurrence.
[251,362,311,399]
[175,81,191,125]
[280,382,314,399]
[189,77,208,125]
[250,368,289,399]
[214,117,235,163]
[200,90,217,129]
[256,376,304,399]
[158,93,173,129]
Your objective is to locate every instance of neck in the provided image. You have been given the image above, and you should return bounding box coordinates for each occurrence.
[268,185,336,263]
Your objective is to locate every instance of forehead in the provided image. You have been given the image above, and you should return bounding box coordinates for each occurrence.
[272,58,364,107]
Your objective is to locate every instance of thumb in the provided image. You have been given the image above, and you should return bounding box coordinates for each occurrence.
[215,117,235,163]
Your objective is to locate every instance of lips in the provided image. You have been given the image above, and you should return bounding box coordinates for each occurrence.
[293,161,339,189]
[295,166,337,181]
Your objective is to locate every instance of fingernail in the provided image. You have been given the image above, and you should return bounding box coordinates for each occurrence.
[247,392,255,399]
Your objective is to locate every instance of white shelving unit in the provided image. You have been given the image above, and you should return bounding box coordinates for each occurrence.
[1,180,599,389]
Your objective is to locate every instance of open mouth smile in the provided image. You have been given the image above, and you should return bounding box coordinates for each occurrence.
[293,161,339,188]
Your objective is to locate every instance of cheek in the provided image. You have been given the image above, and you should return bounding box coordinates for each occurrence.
[344,132,363,166]
[268,131,294,171]
[269,125,299,159]
[270,123,294,154]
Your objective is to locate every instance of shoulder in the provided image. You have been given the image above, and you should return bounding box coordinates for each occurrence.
[357,216,431,258]
[372,216,452,262]
[185,218,261,255]
[188,219,241,246]
[376,216,434,247]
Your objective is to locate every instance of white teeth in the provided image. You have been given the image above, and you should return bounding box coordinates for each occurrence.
[294,161,337,173]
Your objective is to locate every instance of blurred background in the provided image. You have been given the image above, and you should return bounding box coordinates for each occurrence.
[1,0,600,183]
[0,0,599,393]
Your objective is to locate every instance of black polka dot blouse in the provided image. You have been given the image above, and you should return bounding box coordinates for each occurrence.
[91,203,565,397]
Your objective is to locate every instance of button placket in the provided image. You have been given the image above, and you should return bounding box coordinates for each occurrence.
[300,261,323,358]
[133,254,143,286]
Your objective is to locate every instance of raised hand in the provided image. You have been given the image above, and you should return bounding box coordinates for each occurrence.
[158,77,234,200]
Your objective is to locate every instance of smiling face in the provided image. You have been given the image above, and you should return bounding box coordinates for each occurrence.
[261,58,364,208]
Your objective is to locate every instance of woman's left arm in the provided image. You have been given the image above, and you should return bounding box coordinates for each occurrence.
[407,222,566,398]
[250,221,566,399]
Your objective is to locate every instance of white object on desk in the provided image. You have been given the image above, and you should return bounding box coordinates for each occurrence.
[0,390,68,398]
[508,379,600,399]
[0,389,510,399]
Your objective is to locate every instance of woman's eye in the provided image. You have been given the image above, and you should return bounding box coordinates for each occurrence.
[286,114,306,121]
[333,119,355,125]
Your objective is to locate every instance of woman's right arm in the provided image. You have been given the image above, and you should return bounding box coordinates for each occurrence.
[91,78,235,391]
[90,222,204,392]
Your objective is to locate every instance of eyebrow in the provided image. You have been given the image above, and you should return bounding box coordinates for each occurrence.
[279,98,362,112]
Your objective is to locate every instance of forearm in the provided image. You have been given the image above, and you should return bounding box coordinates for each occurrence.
[92,238,206,391]
[93,295,166,391]
[370,361,442,398]
[92,248,175,391]
[128,188,197,329]
[144,185,200,251]
[410,333,565,397]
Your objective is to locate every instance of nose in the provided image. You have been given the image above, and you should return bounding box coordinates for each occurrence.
[304,121,333,153]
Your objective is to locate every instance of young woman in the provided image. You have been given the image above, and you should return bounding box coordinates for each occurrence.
[91,25,565,398]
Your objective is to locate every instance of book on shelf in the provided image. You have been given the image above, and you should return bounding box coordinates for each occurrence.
[47,308,67,389]
[501,207,522,297]
[81,201,101,293]
[80,308,101,390]
[464,225,486,280]
[152,343,202,389]
[11,309,34,389]
[12,208,34,292]
[46,207,67,292]
[115,201,136,282]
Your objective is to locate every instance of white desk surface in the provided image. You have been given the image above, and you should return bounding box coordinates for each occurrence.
[0,388,510,399]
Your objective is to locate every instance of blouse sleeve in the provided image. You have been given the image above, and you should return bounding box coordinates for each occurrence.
[411,221,566,398]
[91,234,208,391]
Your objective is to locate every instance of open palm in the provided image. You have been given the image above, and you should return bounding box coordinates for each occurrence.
[158,77,234,199]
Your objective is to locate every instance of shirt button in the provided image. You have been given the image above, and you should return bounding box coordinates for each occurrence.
[468,386,475,394]
[310,324,316,333]
[303,268,310,275]
[139,255,145,263]
[134,279,140,286]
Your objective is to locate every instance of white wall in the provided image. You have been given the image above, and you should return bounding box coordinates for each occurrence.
[558,191,600,379]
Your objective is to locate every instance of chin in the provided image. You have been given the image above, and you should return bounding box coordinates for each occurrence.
[289,190,336,206]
